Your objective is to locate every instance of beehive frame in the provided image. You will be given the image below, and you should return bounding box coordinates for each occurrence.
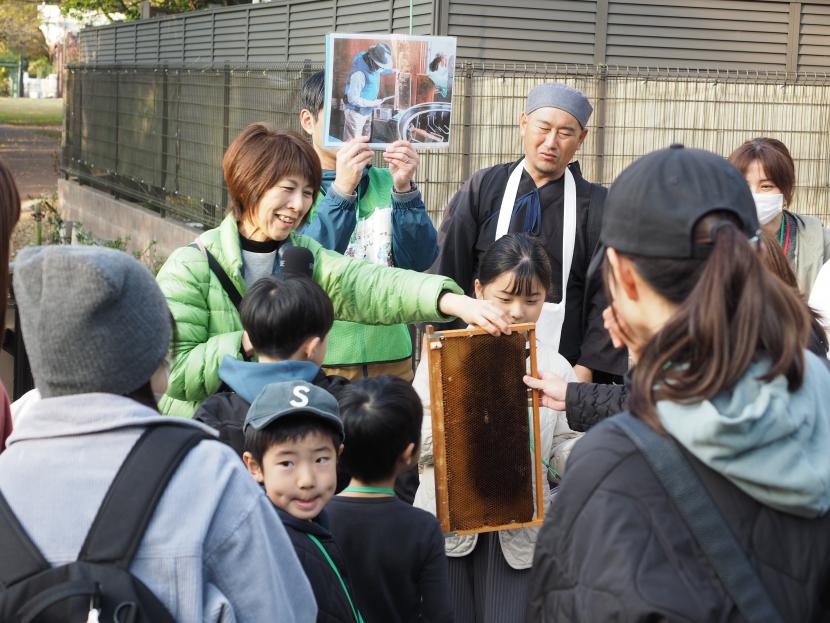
[426,323,544,535]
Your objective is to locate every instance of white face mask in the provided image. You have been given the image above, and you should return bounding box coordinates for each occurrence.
[752,193,784,225]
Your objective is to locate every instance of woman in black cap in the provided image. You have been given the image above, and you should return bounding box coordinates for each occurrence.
[527,145,830,622]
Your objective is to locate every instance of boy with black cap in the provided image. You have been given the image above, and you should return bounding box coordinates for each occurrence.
[243,381,363,623]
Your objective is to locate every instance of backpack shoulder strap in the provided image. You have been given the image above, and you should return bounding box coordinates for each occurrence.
[189,241,243,310]
[78,423,213,568]
[612,412,784,623]
[0,491,51,586]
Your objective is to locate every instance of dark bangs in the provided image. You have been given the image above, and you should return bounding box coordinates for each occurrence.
[244,413,341,464]
[727,137,795,206]
[503,258,546,297]
[478,233,553,299]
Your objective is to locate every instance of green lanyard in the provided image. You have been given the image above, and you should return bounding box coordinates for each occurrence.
[307,534,364,623]
[342,485,396,495]
[528,407,559,481]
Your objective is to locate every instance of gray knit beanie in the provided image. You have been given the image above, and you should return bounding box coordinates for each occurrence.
[13,245,171,398]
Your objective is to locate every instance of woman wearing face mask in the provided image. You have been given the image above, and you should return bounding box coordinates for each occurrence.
[528,145,830,622]
[728,137,830,295]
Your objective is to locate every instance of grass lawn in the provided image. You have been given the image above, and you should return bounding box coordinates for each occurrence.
[0,97,63,126]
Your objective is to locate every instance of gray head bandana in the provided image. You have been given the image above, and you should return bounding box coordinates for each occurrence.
[525,82,593,128]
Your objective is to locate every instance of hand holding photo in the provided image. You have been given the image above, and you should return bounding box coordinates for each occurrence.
[323,33,457,149]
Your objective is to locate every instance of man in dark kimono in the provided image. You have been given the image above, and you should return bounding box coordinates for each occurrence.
[432,83,625,381]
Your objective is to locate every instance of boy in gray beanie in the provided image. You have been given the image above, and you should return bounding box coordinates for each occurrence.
[1,245,317,622]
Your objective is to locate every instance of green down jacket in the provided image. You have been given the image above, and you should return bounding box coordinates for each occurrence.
[156,215,462,417]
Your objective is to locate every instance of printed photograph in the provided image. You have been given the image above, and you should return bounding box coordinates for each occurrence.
[322,33,456,149]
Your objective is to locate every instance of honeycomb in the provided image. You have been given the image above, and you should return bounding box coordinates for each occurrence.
[433,330,535,532]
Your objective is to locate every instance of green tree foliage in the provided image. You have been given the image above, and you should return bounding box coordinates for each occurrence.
[0,0,49,58]
[60,0,252,22]
[28,57,54,78]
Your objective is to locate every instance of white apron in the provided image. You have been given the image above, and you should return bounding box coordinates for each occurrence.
[495,159,577,354]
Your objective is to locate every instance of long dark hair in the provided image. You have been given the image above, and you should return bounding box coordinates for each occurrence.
[478,233,553,298]
[0,160,21,322]
[618,212,811,430]
[758,231,829,355]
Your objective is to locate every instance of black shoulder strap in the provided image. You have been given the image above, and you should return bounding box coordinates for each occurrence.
[189,241,243,310]
[78,423,212,568]
[0,491,51,586]
[612,413,784,623]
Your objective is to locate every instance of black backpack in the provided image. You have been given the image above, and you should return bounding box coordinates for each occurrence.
[0,423,213,623]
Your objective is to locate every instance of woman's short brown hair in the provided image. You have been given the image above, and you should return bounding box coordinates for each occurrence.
[222,123,321,222]
[728,137,796,206]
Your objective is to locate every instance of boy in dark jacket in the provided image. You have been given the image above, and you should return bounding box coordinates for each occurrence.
[195,276,347,456]
[328,376,453,623]
[243,381,362,623]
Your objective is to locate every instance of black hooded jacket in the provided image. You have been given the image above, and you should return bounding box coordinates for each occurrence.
[527,415,830,622]
[277,507,360,623]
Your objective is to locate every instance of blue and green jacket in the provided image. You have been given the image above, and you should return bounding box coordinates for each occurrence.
[300,166,438,366]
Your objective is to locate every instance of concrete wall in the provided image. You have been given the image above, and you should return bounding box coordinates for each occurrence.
[58,178,202,258]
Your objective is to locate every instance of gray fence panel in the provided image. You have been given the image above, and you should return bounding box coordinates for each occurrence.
[79,30,96,63]
[336,0,390,32]
[136,22,161,63]
[215,9,251,63]
[447,0,597,64]
[606,0,790,69]
[288,0,334,61]
[98,28,116,63]
[800,4,830,72]
[159,19,184,62]
[76,0,830,70]
[63,63,830,230]
[183,13,214,63]
[248,5,288,62]
[116,70,164,187]
[392,0,432,34]
[114,25,136,63]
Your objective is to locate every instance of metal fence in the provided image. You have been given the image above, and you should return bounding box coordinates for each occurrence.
[62,62,830,228]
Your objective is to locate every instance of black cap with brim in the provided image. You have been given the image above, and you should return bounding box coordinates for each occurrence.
[592,144,759,274]
[586,242,607,282]
[244,381,344,440]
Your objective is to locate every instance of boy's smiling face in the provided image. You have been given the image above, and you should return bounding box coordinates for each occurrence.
[246,431,339,520]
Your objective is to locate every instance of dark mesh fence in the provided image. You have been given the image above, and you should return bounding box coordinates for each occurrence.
[63,63,830,228]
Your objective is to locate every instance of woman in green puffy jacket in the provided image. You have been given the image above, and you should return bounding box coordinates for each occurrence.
[156,124,510,417]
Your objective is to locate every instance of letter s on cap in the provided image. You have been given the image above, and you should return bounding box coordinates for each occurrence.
[290,385,310,408]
